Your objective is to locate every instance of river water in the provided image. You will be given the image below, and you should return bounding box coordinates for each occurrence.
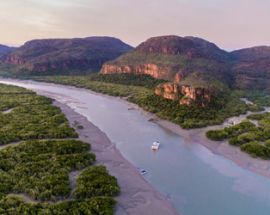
[1,79,270,215]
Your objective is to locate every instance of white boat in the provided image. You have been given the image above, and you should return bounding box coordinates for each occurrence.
[151,141,160,150]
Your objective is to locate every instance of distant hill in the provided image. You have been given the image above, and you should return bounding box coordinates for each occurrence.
[136,36,230,62]
[2,37,133,75]
[231,46,270,91]
[0,45,15,58]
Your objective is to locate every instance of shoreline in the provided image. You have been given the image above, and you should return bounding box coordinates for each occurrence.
[53,100,179,215]
[154,116,270,180]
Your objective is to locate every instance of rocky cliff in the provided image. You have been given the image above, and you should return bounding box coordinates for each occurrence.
[101,64,172,79]
[155,82,212,107]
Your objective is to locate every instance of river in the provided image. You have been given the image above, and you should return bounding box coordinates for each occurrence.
[1,79,270,215]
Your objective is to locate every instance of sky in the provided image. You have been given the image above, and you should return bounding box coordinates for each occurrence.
[0,0,269,50]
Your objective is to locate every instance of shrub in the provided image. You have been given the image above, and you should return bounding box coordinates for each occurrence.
[229,132,256,146]
[74,166,120,199]
[0,140,95,201]
[206,130,228,141]
[240,142,270,159]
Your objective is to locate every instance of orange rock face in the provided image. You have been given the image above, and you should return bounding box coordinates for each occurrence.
[101,64,172,80]
[155,82,181,100]
[155,82,212,107]
[174,70,188,83]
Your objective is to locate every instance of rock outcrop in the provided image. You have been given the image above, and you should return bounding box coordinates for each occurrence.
[155,82,212,107]
[101,64,172,79]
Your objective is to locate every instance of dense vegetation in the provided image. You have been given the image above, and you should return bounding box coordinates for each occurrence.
[87,73,165,88]
[207,113,270,159]
[131,91,262,128]
[0,196,116,214]
[32,74,153,98]
[33,73,165,89]
[206,121,257,141]
[74,166,120,199]
[0,85,77,145]
[240,91,270,107]
[0,84,119,214]
[178,72,227,91]
[0,139,95,201]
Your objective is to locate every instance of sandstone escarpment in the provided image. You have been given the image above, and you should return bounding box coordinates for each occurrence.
[101,64,172,80]
[155,82,212,107]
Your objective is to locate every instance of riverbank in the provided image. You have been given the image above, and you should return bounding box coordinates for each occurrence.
[53,100,179,215]
[153,114,270,180]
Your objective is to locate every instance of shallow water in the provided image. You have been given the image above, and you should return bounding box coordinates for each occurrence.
[2,79,270,215]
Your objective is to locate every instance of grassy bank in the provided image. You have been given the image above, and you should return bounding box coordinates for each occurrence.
[0,84,119,214]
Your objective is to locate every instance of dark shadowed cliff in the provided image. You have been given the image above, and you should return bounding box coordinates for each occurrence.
[2,37,133,75]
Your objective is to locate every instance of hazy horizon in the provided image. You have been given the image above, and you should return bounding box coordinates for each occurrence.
[1,0,270,51]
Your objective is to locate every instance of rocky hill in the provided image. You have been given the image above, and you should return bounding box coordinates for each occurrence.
[101,35,233,106]
[101,35,270,106]
[231,46,270,91]
[101,35,232,83]
[2,37,132,75]
[0,45,15,58]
